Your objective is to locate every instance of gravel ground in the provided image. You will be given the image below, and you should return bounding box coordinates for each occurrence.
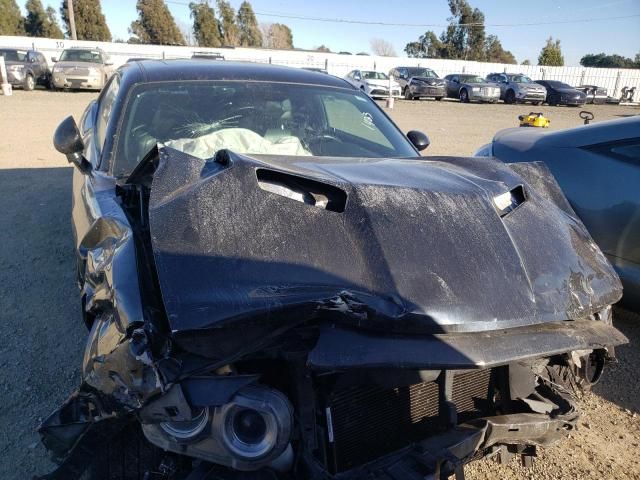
[0,89,638,480]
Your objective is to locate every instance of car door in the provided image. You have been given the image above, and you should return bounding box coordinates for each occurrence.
[71,74,121,261]
[26,51,41,79]
[36,53,49,83]
[496,74,509,98]
[447,75,459,97]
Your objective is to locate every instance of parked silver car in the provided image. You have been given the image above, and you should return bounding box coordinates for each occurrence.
[486,73,547,105]
[344,70,401,98]
[51,48,114,91]
[444,74,500,103]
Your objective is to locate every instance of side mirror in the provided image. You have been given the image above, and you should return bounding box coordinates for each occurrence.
[54,116,92,175]
[51,57,58,62]
[407,130,430,151]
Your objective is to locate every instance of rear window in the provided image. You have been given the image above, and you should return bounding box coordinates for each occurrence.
[0,49,27,62]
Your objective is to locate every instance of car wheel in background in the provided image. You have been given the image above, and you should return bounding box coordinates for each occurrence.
[459,89,469,103]
[505,90,516,104]
[435,96,443,101]
[404,88,413,100]
[533,101,542,106]
[23,74,35,91]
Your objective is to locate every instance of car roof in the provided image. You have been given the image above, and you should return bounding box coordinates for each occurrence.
[120,60,354,90]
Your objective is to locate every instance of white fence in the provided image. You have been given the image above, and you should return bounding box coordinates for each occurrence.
[2,35,640,97]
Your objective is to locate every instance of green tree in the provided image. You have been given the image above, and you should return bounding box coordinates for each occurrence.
[404,0,514,63]
[45,6,64,38]
[580,52,638,68]
[61,0,111,41]
[484,34,516,64]
[25,0,63,38]
[216,0,238,46]
[521,59,531,65]
[130,0,185,45]
[262,23,292,49]
[189,1,222,47]
[236,1,261,47]
[538,37,564,66]
[0,0,25,35]
[404,31,443,58]
[315,44,331,53]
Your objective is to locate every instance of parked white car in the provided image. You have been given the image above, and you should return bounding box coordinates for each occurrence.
[344,70,401,98]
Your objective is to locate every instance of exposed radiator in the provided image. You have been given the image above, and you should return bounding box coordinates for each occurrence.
[322,369,493,473]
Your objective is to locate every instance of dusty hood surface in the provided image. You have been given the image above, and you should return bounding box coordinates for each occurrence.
[148,147,622,335]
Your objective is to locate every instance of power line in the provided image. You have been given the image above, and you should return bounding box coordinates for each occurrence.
[163,2,640,28]
[250,11,640,28]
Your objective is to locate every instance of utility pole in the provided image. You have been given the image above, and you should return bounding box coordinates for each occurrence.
[68,0,77,40]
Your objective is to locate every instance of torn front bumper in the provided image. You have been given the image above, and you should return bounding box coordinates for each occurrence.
[331,413,577,479]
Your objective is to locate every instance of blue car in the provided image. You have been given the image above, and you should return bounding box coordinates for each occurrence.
[476,116,640,309]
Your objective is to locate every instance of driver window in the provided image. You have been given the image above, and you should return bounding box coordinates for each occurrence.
[95,75,120,153]
[322,96,391,148]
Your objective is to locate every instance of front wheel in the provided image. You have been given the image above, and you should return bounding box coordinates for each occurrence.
[23,74,35,91]
[505,90,516,104]
[459,89,469,103]
[404,87,413,100]
[435,96,443,101]
[533,101,543,106]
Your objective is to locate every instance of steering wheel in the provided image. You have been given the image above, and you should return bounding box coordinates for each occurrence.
[579,110,594,125]
[303,130,344,154]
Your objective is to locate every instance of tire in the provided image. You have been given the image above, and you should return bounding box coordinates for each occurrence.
[459,89,469,103]
[504,90,516,104]
[404,87,413,100]
[533,101,542,106]
[80,423,168,480]
[435,96,443,101]
[23,74,35,91]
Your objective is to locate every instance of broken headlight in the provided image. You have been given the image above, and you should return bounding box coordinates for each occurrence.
[142,385,293,471]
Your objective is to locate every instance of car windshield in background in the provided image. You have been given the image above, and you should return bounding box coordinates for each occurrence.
[116,81,418,176]
[508,75,533,83]
[59,50,103,63]
[546,80,573,89]
[362,71,389,80]
[408,68,438,78]
[461,76,485,83]
[0,49,27,62]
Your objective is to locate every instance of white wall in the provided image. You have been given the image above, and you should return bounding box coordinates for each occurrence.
[2,35,639,97]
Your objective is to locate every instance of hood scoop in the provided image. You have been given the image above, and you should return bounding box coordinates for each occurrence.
[256,169,347,213]
[493,185,526,217]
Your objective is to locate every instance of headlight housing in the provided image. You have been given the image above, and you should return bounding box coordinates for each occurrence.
[472,87,480,92]
[142,384,294,471]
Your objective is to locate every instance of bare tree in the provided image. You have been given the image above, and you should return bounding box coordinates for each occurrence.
[370,38,396,57]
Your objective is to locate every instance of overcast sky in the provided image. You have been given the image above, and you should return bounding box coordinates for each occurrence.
[32,0,640,65]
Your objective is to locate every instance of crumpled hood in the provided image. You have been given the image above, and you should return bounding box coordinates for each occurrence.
[148,147,621,334]
[412,76,445,85]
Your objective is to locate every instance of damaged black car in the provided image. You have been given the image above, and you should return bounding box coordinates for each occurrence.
[39,60,628,480]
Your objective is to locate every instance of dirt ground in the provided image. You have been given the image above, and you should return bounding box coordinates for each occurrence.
[0,89,638,480]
